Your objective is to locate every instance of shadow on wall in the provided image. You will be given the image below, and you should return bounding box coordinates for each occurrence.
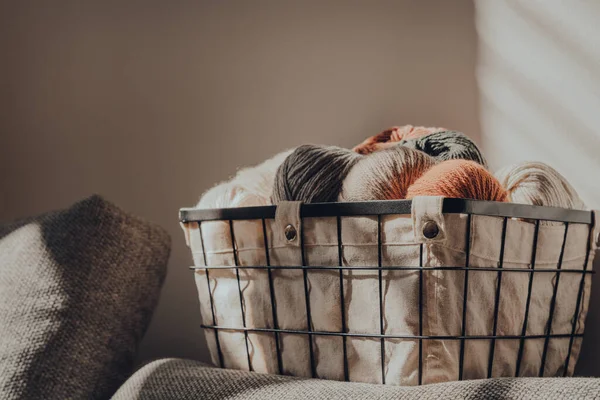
[475,0,600,376]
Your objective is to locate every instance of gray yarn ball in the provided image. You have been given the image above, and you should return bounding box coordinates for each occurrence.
[400,130,487,168]
[272,144,361,203]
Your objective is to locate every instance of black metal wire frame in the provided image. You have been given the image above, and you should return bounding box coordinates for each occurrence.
[185,199,595,383]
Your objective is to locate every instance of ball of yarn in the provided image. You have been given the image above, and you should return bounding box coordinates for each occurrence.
[400,130,488,167]
[197,182,267,209]
[197,149,292,208]
[232,149,294,200]
[495,161,586,209]
[339,146,437,201]
[272,144,362,203]
[353,125,445,155]
[406,159,507,202]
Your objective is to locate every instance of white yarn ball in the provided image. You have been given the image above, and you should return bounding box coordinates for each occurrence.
[232,149,293,200]
[196,182,267,209]
[495,161,586,210]
[196,149,293,208]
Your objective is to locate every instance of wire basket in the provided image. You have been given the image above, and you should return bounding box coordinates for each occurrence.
[180,197,597,385]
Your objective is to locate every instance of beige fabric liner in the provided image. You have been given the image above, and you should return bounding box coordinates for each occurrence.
[183,197,598,386]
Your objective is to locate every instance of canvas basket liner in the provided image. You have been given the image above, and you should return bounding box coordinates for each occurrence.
[181,196,598,385]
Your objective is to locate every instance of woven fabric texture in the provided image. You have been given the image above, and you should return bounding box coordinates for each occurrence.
[0,195,170,399]
[113,358,600,400]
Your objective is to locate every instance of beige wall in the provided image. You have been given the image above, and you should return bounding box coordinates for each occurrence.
[0,1,480,365]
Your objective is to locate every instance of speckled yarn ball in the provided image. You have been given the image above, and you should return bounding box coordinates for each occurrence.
[400,130,488,168]
[353,125,445,155]
[339,146,437,201]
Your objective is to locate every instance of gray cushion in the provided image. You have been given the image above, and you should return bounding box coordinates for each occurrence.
[0,195,170,400]
[113,358,600,400]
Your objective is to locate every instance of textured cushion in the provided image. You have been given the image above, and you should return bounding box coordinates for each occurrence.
[0,195,170,399]
[113,358,600,400]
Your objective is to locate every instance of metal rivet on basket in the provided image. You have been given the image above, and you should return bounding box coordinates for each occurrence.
[422,220,439,239]
[284,224,297,242]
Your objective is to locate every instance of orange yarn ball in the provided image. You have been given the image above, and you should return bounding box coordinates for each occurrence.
[406,160,508,202]
[353,125,445,155]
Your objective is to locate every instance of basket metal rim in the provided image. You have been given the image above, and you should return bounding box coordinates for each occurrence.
[179,198,592,224]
